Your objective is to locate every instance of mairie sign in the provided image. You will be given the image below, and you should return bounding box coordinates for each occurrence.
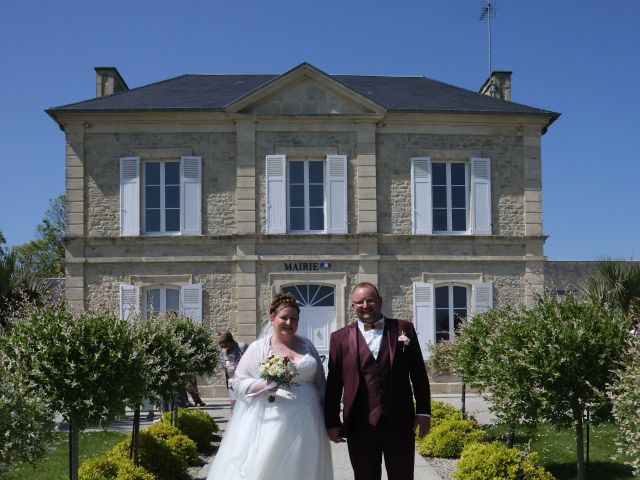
[283,261,332,271]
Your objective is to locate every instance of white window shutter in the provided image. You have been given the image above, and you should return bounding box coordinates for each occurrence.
[120,157,140,236]
[413,282,435,358]
[181,283,202,324]
[326,155,348,234]
[181,156,202,235]
[119,284,140,321]
[411,157,432,234]
[471,157,492,235]
[266,155,286,234]
[473,282,493,314]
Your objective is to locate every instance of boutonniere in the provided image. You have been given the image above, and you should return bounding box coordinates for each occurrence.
[398,330,410,351]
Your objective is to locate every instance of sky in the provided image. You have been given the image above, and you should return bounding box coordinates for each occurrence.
[0,0,638,260]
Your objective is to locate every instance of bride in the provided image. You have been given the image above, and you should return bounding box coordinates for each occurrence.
[207,292,334,480]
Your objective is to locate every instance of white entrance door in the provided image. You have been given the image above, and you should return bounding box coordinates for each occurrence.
[282,284,336,374]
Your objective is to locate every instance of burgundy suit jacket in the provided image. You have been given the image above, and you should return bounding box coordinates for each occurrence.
[324,317,430,435]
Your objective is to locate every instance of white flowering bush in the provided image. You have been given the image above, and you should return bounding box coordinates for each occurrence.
[0,364,54,471]
[608,336,640,475]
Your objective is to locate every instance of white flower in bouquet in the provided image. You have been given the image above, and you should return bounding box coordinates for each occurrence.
[259,355,298,402]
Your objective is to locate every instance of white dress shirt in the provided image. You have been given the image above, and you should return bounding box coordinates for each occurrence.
[357,316,385,359]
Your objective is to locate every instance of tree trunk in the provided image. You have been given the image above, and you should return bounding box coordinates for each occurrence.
[129,405,141,465]
[506,422,516,449]
[69,418,79,480]
[171,401,179,427]
[575,413,585,480]
[460,381,467,419]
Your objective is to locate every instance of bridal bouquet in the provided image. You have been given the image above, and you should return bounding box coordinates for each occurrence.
[259,355,298,402]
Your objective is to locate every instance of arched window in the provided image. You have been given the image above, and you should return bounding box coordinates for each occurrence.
[282,284,335,307]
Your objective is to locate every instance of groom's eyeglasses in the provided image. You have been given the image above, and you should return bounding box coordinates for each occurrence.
[353,298,379,306]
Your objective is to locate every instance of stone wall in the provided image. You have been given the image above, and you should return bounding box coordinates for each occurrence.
[84,131,236,236]
[255,131,358,234]
[84,262,236,332]
[377,133,526,236]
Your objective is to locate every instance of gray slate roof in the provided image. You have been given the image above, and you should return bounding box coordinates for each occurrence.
[47,71,558,121]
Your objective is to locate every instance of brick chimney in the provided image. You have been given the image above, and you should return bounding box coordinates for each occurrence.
[95,67,128,97]
[479,70,512,101]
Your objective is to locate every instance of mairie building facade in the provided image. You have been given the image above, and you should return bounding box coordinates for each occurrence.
[48,63,558,395]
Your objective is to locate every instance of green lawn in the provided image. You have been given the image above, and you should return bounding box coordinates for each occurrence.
[485,423,634,480]
[0,431,126,480]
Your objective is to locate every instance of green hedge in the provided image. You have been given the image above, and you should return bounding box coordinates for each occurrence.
[78,454,154,480]
[161,408,218,450]
[454,442,554,480]
[419,418,485,458]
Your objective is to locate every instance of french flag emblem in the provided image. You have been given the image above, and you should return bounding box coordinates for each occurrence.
[319,262,332,270]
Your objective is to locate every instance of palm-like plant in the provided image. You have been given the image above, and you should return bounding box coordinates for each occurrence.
[580,258,640,332]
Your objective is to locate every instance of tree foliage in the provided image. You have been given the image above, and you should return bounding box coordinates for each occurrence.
[0,252,41,328]
[1,302,146,479]
[0,230,6,257]
[453,293,631,480]
[580,258,640,315]
[608,335,640,476]
[0,357,54,471]
[13,195,66,278]
[3,303,146,428]
[138,315,218,405]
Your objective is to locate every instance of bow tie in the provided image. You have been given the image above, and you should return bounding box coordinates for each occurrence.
[363,321,384,332]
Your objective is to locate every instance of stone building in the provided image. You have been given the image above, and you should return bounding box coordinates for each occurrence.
[47,63,558,395]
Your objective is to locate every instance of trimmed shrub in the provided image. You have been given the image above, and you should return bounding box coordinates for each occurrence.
[146,421,183,441]
[161,408,218,450]
[111,431,188,480]
[419,418,485,458]
[165,435,198,466]
[431,400,462,428]
[454,442,554,480]
[79,454,155,480]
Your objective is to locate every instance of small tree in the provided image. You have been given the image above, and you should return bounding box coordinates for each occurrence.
[454,293,630,480]
[608,335,640,476]
[128,315,218,462]
[2,303,145,480]
[454,306,541,446]
[427,339,467,418]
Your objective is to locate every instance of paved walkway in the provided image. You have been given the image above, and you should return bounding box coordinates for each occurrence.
[66,394,492,479]
[189,398,444,480]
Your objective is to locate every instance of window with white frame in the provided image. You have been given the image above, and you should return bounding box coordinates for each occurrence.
[119,283,202,323]
[434,284,468,342]
[412,157,491,235]
[120,156,202,236]
[266,154,347,234]
[144,285,180,317]
[413,281,493,357]
[432,162,468,233]
[288,160,325,232]
[144,161,180,234]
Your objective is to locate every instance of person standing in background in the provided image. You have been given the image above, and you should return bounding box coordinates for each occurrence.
[217,330,248,409]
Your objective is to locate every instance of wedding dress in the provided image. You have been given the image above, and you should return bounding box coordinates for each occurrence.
[207,335,334,480]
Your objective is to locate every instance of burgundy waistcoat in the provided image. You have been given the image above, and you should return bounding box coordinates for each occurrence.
[354,326,391,426]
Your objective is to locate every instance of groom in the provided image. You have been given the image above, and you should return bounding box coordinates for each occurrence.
[324,282,431,480]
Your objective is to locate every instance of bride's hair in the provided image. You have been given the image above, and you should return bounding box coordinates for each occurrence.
[269,291,300,316]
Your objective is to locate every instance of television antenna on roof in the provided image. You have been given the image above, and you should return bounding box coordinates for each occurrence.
[479,1,496,75]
